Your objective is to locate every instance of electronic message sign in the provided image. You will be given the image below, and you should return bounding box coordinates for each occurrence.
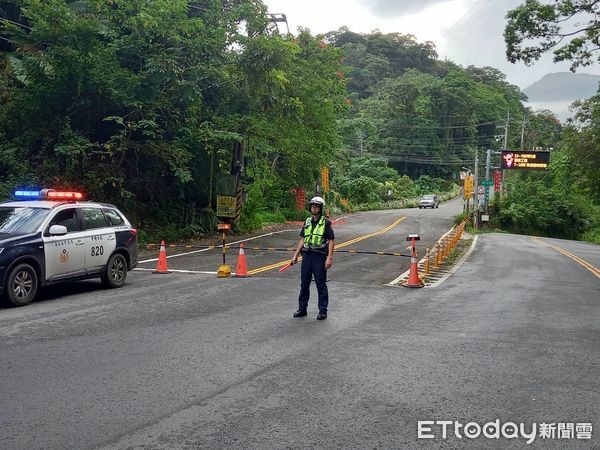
[501,151,550,171]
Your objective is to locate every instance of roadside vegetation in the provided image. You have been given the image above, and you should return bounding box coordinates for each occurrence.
[0,1,598,244]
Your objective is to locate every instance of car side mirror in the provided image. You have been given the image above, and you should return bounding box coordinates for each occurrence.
[49,225,68,236]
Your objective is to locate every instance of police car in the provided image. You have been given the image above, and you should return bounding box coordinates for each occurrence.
[0,189,138,306]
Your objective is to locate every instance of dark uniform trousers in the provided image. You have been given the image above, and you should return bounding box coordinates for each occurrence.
[298,249,328,314]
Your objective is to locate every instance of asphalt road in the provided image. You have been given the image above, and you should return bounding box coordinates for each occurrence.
[0,202,599,449]
[136,196,464,285]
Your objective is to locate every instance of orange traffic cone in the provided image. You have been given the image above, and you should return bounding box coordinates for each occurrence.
[235,243,249,277]
[405,252,423,288]
[154,240,170,274]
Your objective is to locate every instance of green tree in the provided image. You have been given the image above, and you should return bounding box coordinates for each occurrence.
[505,0,600,70]
[563,94,600,202]
[0,1,347,234]
[237,30,347,202]
[522,109,563,150]
[351,66,523,178]
[326,28,437,99]
[498,175,592,239]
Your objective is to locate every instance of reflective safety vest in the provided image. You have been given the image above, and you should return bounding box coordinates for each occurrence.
[303,216,327,249]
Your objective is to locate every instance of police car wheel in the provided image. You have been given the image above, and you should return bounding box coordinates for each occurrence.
[5,263,38,307]
[101,253,127,288]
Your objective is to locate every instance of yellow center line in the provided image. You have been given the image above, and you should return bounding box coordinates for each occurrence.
[532,237,600,279]
[247,217,407,275]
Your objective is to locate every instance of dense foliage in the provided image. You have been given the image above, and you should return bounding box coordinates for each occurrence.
[0,0,347,234]
[327,29,526,179]
[1,1,599,243]
[497,1,600,243]
[505,0,600,71]
[487,101,600,243]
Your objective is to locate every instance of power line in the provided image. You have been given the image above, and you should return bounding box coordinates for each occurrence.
[345,135,498,144]
[343,139,499,149]
[346,153,477,166]
[0,17,32,30]
[342,120,499,130]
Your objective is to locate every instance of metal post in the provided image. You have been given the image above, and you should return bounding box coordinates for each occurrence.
[442,237,447,260]
[222,232,226,265]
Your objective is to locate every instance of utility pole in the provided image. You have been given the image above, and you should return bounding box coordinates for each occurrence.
[501,110,510,198]
[473,150,479,230]
[208,149,214,209]
[520,115,527,151]
[503,110,510,151]
[358,132,364,157]
[484,148,491,213]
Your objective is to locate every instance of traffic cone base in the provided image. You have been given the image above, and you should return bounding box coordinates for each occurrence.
[153,240,170,274]
[405,255,424,288]
[235,243,249,277]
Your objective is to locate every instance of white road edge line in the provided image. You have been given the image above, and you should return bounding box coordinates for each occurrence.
[332,216,349,223]
[134,267,220,275]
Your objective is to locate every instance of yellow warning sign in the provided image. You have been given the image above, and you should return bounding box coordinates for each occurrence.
[463,176,473,198]
[321,166,330,192]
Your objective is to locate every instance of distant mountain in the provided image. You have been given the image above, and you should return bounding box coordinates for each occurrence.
[522,72,600,122]
[523,72,600,102]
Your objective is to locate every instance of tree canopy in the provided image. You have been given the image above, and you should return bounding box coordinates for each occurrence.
[1,3,598,242]
[329,28,525,179]
[505,0,600,70]
[0,0,347,232]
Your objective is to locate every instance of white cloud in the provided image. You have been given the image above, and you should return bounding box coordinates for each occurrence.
[264,0,468,49]
[358,0,450,17]
[262,0,600,89]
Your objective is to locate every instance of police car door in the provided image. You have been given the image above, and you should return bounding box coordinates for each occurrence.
[81,207,116,273]
[43,207,87,280]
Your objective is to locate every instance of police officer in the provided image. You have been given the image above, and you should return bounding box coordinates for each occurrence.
[291,196,335,320]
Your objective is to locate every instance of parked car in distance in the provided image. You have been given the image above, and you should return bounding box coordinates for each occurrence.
[418,194,439,209]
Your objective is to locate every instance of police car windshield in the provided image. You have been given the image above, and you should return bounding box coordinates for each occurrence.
[0,207,50,234]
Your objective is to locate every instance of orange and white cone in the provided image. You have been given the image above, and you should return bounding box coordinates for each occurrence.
[154,240,170,274]
[235,243,249,277]
[405,254,423,288]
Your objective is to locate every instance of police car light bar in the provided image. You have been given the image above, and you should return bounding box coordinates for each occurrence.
[14,189,84,201]
[14,190,42,199]
[46,191,83,200]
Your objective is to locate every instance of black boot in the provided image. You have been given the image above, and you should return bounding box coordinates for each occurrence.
[293,309,307,318]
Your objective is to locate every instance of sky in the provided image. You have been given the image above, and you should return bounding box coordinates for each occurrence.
[262,0,600,90]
